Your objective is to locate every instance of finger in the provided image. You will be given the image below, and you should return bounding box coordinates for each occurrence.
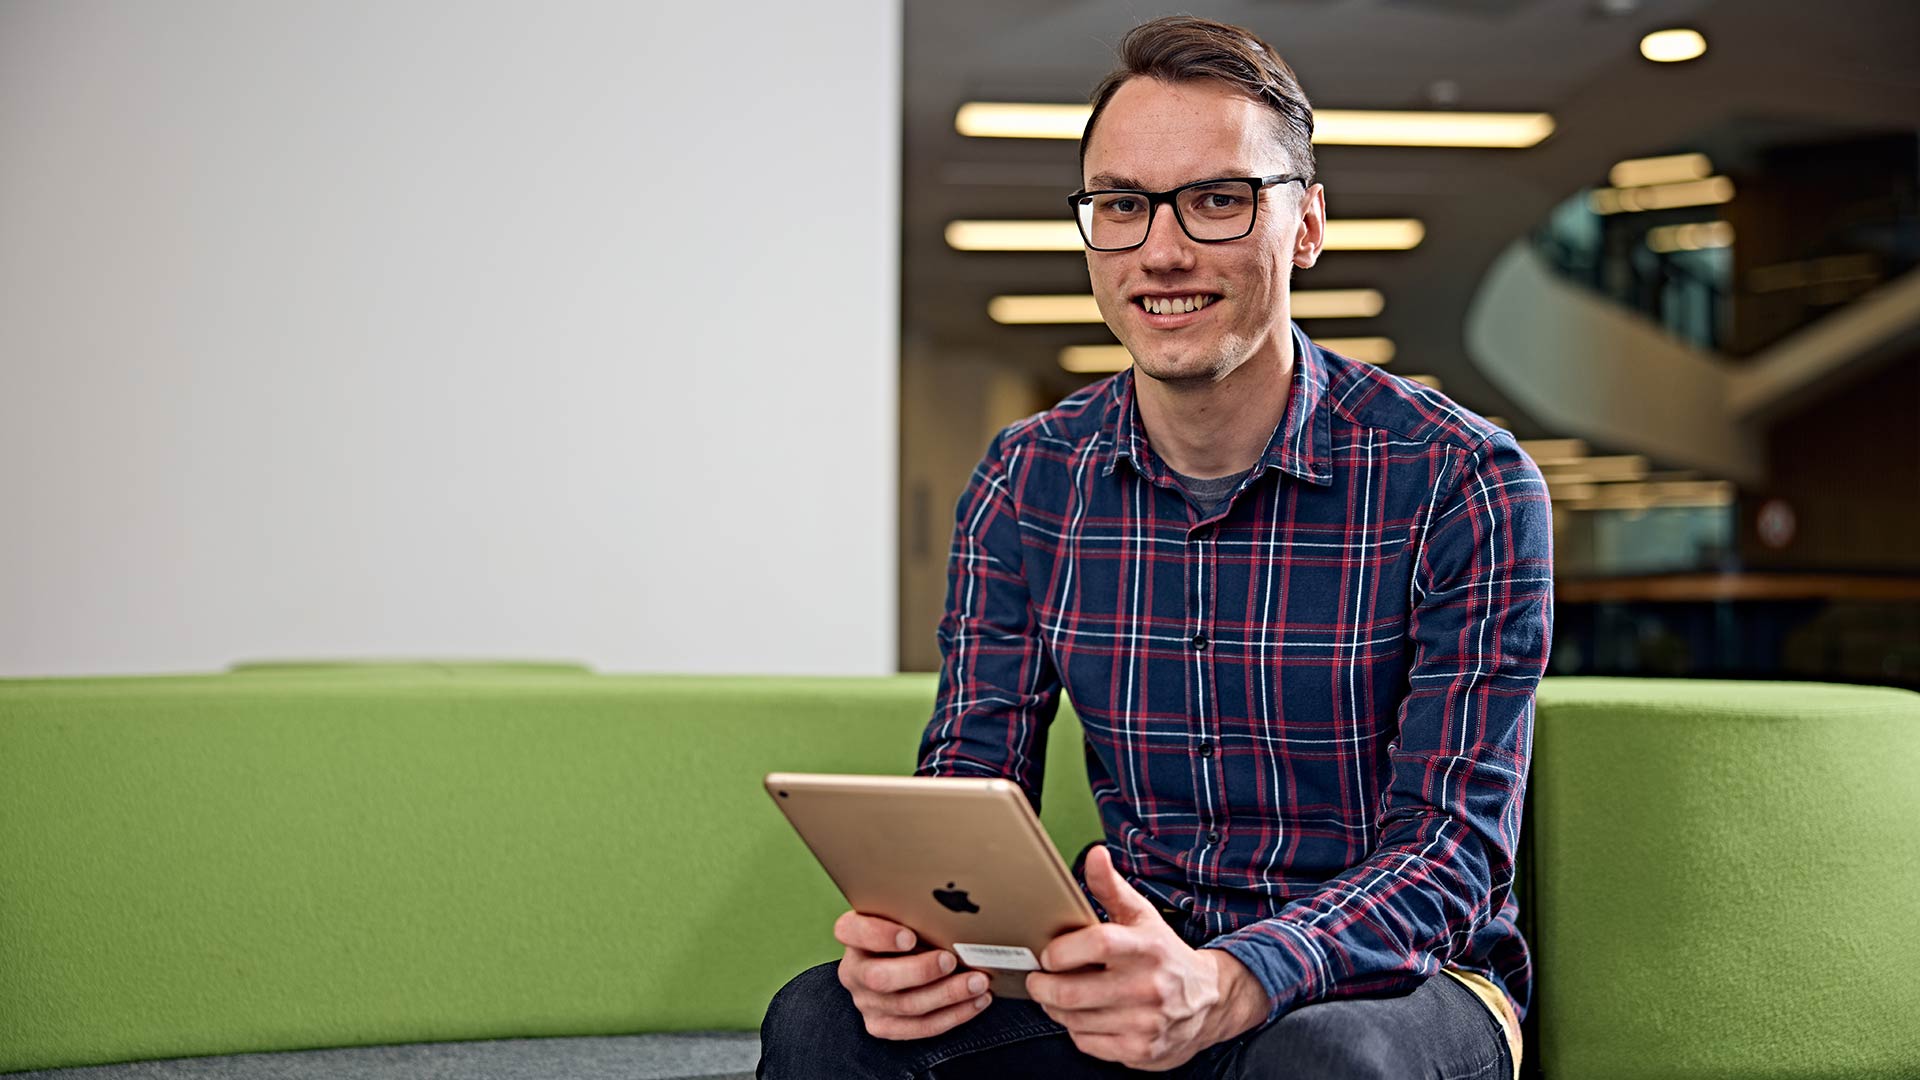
[853,948,960,995]
[1025,968,1149,1013]
[834,910,917,953]
[1083,845,1161,927]
[1039,993,1134,1038]
[883,969,993,1019]
[1042,922,1145,973]
[1064,1031,1153,1068]
[864,989,992,1041]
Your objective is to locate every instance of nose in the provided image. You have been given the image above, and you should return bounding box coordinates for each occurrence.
[1136,201,1196,273]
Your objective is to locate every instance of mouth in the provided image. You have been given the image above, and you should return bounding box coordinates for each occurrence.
[1130,292,1221,327]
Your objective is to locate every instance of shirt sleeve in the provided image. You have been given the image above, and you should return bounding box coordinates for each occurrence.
[1204,433,1554,1022]
[914,425,1063,813]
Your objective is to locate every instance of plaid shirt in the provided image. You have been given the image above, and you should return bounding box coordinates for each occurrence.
[916,324,1553,1024]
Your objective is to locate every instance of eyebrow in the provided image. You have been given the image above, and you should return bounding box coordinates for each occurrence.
[1085,169,1256,190]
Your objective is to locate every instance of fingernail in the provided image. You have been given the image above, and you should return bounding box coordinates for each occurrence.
[895,931,913,950]
[968,974,988,994]
[973,995,989,1010]
[939,952,956,973]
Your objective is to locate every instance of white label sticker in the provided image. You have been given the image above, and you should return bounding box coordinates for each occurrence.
[953,943,1040,971]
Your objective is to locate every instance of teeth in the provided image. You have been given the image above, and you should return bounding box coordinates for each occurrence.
[1140,295,1213,315]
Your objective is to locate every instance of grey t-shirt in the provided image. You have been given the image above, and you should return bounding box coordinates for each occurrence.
[1166,464,1254,518]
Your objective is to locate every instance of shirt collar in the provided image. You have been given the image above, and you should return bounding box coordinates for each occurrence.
[1103,322,1333,487]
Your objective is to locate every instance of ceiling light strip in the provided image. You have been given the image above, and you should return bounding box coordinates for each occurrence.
[1647,221,1734,253]
[1609,153,1712,188]
[946,219,1425,252]
[1314,337,1395,365]
[1589,176,1735,215]
[994,289,1383,324]
[1060,336,1397,373]
[956,103,1554,148]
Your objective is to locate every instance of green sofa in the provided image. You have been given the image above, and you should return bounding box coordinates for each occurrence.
[2,664,1916,1078]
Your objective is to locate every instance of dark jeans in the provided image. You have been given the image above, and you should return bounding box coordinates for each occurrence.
[758,960,1511,1079]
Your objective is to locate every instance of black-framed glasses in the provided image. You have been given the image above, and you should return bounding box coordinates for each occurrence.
[1066,174,1306,252]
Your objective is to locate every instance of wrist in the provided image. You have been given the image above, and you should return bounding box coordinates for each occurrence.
[1199,948,1270,1043]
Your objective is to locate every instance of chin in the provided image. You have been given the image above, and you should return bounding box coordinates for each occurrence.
[1130,342,1234,383]
[1135,355,1227,384]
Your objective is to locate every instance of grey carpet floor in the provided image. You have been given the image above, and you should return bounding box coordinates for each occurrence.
[4,1033,762,1080]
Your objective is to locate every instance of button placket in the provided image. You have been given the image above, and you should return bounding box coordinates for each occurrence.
[1189,527,1219,856]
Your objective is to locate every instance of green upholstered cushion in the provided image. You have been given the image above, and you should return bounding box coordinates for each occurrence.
[6,670,1917,1077]
[1530,678,1920,1080]
[0,670,1098,1074]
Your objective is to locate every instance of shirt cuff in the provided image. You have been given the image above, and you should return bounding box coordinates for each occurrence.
[1203,918,1329,1023]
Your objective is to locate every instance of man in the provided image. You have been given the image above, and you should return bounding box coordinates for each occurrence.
[761,15,1550,1078]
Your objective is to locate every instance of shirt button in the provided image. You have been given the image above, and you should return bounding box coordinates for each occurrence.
[1191,633,1209,651]
[1205,831,1221,845]
[1195,740,1213,756]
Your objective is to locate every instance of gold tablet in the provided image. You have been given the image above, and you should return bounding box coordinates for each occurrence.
[764,772,1100,999]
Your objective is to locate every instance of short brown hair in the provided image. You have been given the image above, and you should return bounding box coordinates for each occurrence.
[1081,16,1316,184]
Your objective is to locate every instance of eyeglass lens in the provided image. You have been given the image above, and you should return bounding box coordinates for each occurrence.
[1076,181,1258,250]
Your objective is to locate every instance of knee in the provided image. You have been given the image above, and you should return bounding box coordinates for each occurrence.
[759,961,872,1075]
[765,960,855,1029]
[1238,1004,1399,1080]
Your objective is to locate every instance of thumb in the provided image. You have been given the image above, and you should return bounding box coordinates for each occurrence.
[1084,843,1159,926]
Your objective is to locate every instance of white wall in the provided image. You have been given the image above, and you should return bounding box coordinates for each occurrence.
[0,1,900,677]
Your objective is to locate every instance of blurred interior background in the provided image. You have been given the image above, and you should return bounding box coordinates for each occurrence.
[897,0,1920,689]
[2,0,1915,689]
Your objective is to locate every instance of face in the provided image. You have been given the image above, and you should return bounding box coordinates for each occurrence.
[1080,77,1325,386]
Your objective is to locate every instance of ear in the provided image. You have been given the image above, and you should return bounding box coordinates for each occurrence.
[1292,183,1327,270]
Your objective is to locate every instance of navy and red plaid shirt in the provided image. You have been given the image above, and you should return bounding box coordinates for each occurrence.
[916,323,1553,1024]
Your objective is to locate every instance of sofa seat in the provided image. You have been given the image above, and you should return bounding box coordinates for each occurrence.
[4,1033,759,1080]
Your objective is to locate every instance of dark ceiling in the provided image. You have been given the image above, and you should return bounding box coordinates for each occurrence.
[901,0,1920,434]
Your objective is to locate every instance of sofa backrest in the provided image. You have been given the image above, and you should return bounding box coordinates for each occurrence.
[4,669,1917,1078]
[1526,677,1920,1080]
[0,668,1097,1074]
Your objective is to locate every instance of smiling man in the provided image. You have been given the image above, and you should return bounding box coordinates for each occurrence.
[760,15,1551,1079]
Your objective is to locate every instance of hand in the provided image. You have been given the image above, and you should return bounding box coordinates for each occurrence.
[1025,845,1271,1071]
[833,910,994,1040]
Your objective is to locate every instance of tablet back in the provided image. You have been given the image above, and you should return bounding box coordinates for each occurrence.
[764,772,1100,998]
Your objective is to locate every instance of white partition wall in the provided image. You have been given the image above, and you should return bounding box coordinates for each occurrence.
[0,1,900,677]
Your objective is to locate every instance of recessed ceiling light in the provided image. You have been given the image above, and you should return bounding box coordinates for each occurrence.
[1059,345,1132,373]
[1519,439,1589,466]
[1314,337,1395,365]
[1640,28,1707,63]
[956,103,1554,148]
[1608,153,1712,188]
[1588,176,1734,215]
[1060,337,1397,372]
[1540,455,1650,483]
[946,219,1425,253]
[991,289,1384,324]
[945,222,1082,251]
[987,295,1104,324]
[1313,110,1554,148]
[1293,289,1385,319]
[954,103,1089,139]
[1323,219,1426,251]
[1554,479,1733,510]
[1647,221,1734,253]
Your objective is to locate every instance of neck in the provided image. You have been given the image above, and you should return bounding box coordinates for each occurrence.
[1133,330,1294,479]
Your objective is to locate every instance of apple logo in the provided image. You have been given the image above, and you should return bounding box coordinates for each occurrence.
[932,882,979,914]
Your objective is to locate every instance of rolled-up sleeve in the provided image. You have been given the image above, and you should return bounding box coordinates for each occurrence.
[1205,434,1553,1021]
[915,425,1062,812]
